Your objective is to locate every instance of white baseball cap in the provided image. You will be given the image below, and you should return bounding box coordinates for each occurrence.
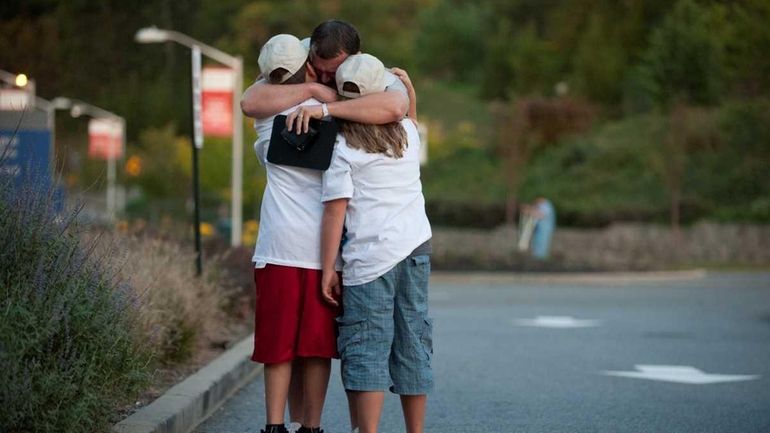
[335,53,386,99]
[258,34,309,83]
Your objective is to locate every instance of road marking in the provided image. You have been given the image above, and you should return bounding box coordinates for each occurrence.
[514,315,602,328]
[602,365,760,384]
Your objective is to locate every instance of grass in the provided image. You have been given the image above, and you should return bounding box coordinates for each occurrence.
[92,231,243,365]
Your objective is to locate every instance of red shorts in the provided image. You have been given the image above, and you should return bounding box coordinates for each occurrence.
[251,264,339,364]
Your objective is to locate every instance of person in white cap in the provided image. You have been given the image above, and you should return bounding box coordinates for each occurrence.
[257,34,312,85]
[250,33,337,433]
[319,53,433,433]
[241,20,412,129]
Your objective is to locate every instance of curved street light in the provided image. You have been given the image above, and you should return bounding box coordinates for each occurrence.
[51,97,126,222]
[135,26,245,274]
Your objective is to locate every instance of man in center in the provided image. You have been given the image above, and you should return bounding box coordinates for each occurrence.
[241,20,411,128]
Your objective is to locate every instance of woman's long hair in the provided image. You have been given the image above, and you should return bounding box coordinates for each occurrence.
[338,82,407,158]
[339,120,407,158]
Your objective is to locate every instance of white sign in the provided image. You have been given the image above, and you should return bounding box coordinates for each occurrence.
[0,89,30,111]
[201,67,234,91]
[602,365,760,385]
[514,316,602,328]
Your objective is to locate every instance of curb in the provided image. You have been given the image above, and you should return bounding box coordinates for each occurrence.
[113,334,262,433]
[430,269,708,285]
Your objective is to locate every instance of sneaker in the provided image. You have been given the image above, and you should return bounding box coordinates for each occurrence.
[288,422,302,433]
[261,425,289,433]
[296,427,324,433]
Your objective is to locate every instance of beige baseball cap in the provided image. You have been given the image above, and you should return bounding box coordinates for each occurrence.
[335,53,386,99]
[258,34,309,83]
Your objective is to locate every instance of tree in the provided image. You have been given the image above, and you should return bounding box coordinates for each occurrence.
[637,0,726,108]
[723,0,770,97]
[481,21,562,100]
[652,104,719,240]
[415,0,487,82]
[571,12,626,104]
[493,97,593,223]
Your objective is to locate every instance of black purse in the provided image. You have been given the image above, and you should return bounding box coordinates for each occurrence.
[266,115,338,170]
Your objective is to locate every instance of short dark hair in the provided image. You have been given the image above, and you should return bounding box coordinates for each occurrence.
[267,63,307,85]
[310,20,360,59]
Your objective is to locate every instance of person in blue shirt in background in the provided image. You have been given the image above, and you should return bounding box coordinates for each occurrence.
[526,197,556,259]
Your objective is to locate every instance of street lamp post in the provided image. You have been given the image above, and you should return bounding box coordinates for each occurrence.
[51,97,125,221]
[135,26,244,252]
[191,46,203,276]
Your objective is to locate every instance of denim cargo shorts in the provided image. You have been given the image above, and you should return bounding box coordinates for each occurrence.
[337,254,434,395]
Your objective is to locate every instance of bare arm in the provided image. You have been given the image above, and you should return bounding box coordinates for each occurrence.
[329,90,408,123]
[287,90,409,133]
[240,80,338,119]
[320,198,348,306]
[391,67,417,123]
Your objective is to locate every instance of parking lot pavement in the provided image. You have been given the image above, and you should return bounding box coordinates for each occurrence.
[197,272,770,433]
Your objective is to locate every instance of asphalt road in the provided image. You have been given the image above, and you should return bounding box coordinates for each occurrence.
[196,272,770,433]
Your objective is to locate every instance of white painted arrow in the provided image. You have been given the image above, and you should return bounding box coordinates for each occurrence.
[514,315,602,328]
[602,365,760,385]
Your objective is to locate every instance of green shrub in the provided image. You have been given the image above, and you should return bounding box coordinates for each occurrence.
[0,176,151,431]
[425,199,506,229]
[685,99,770,222]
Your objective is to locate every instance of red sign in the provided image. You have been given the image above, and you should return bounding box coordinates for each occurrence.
[88,118,123,160]
[202,67,234,137]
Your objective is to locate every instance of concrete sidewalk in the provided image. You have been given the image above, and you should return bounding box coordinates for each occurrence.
[112,335,261,433]
[430,269,707,285]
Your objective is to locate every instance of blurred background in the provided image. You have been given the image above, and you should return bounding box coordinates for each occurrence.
[1,0,769,270]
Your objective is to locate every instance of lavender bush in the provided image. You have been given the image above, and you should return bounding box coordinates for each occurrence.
[0,172,151,431]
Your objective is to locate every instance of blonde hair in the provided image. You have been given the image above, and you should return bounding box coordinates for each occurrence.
[339,121,407,158]
[338,82,407,158]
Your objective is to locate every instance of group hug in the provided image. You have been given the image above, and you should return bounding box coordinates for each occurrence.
[241,19,433,433]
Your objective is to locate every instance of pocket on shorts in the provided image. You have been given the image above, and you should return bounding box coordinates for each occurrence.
[337,318,366,358]
[420,317,434,359]
[410,254,431,267]
[408,254,431,286]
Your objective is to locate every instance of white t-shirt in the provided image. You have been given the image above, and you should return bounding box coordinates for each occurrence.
[322,119,432,286]
[251,98,326,269]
